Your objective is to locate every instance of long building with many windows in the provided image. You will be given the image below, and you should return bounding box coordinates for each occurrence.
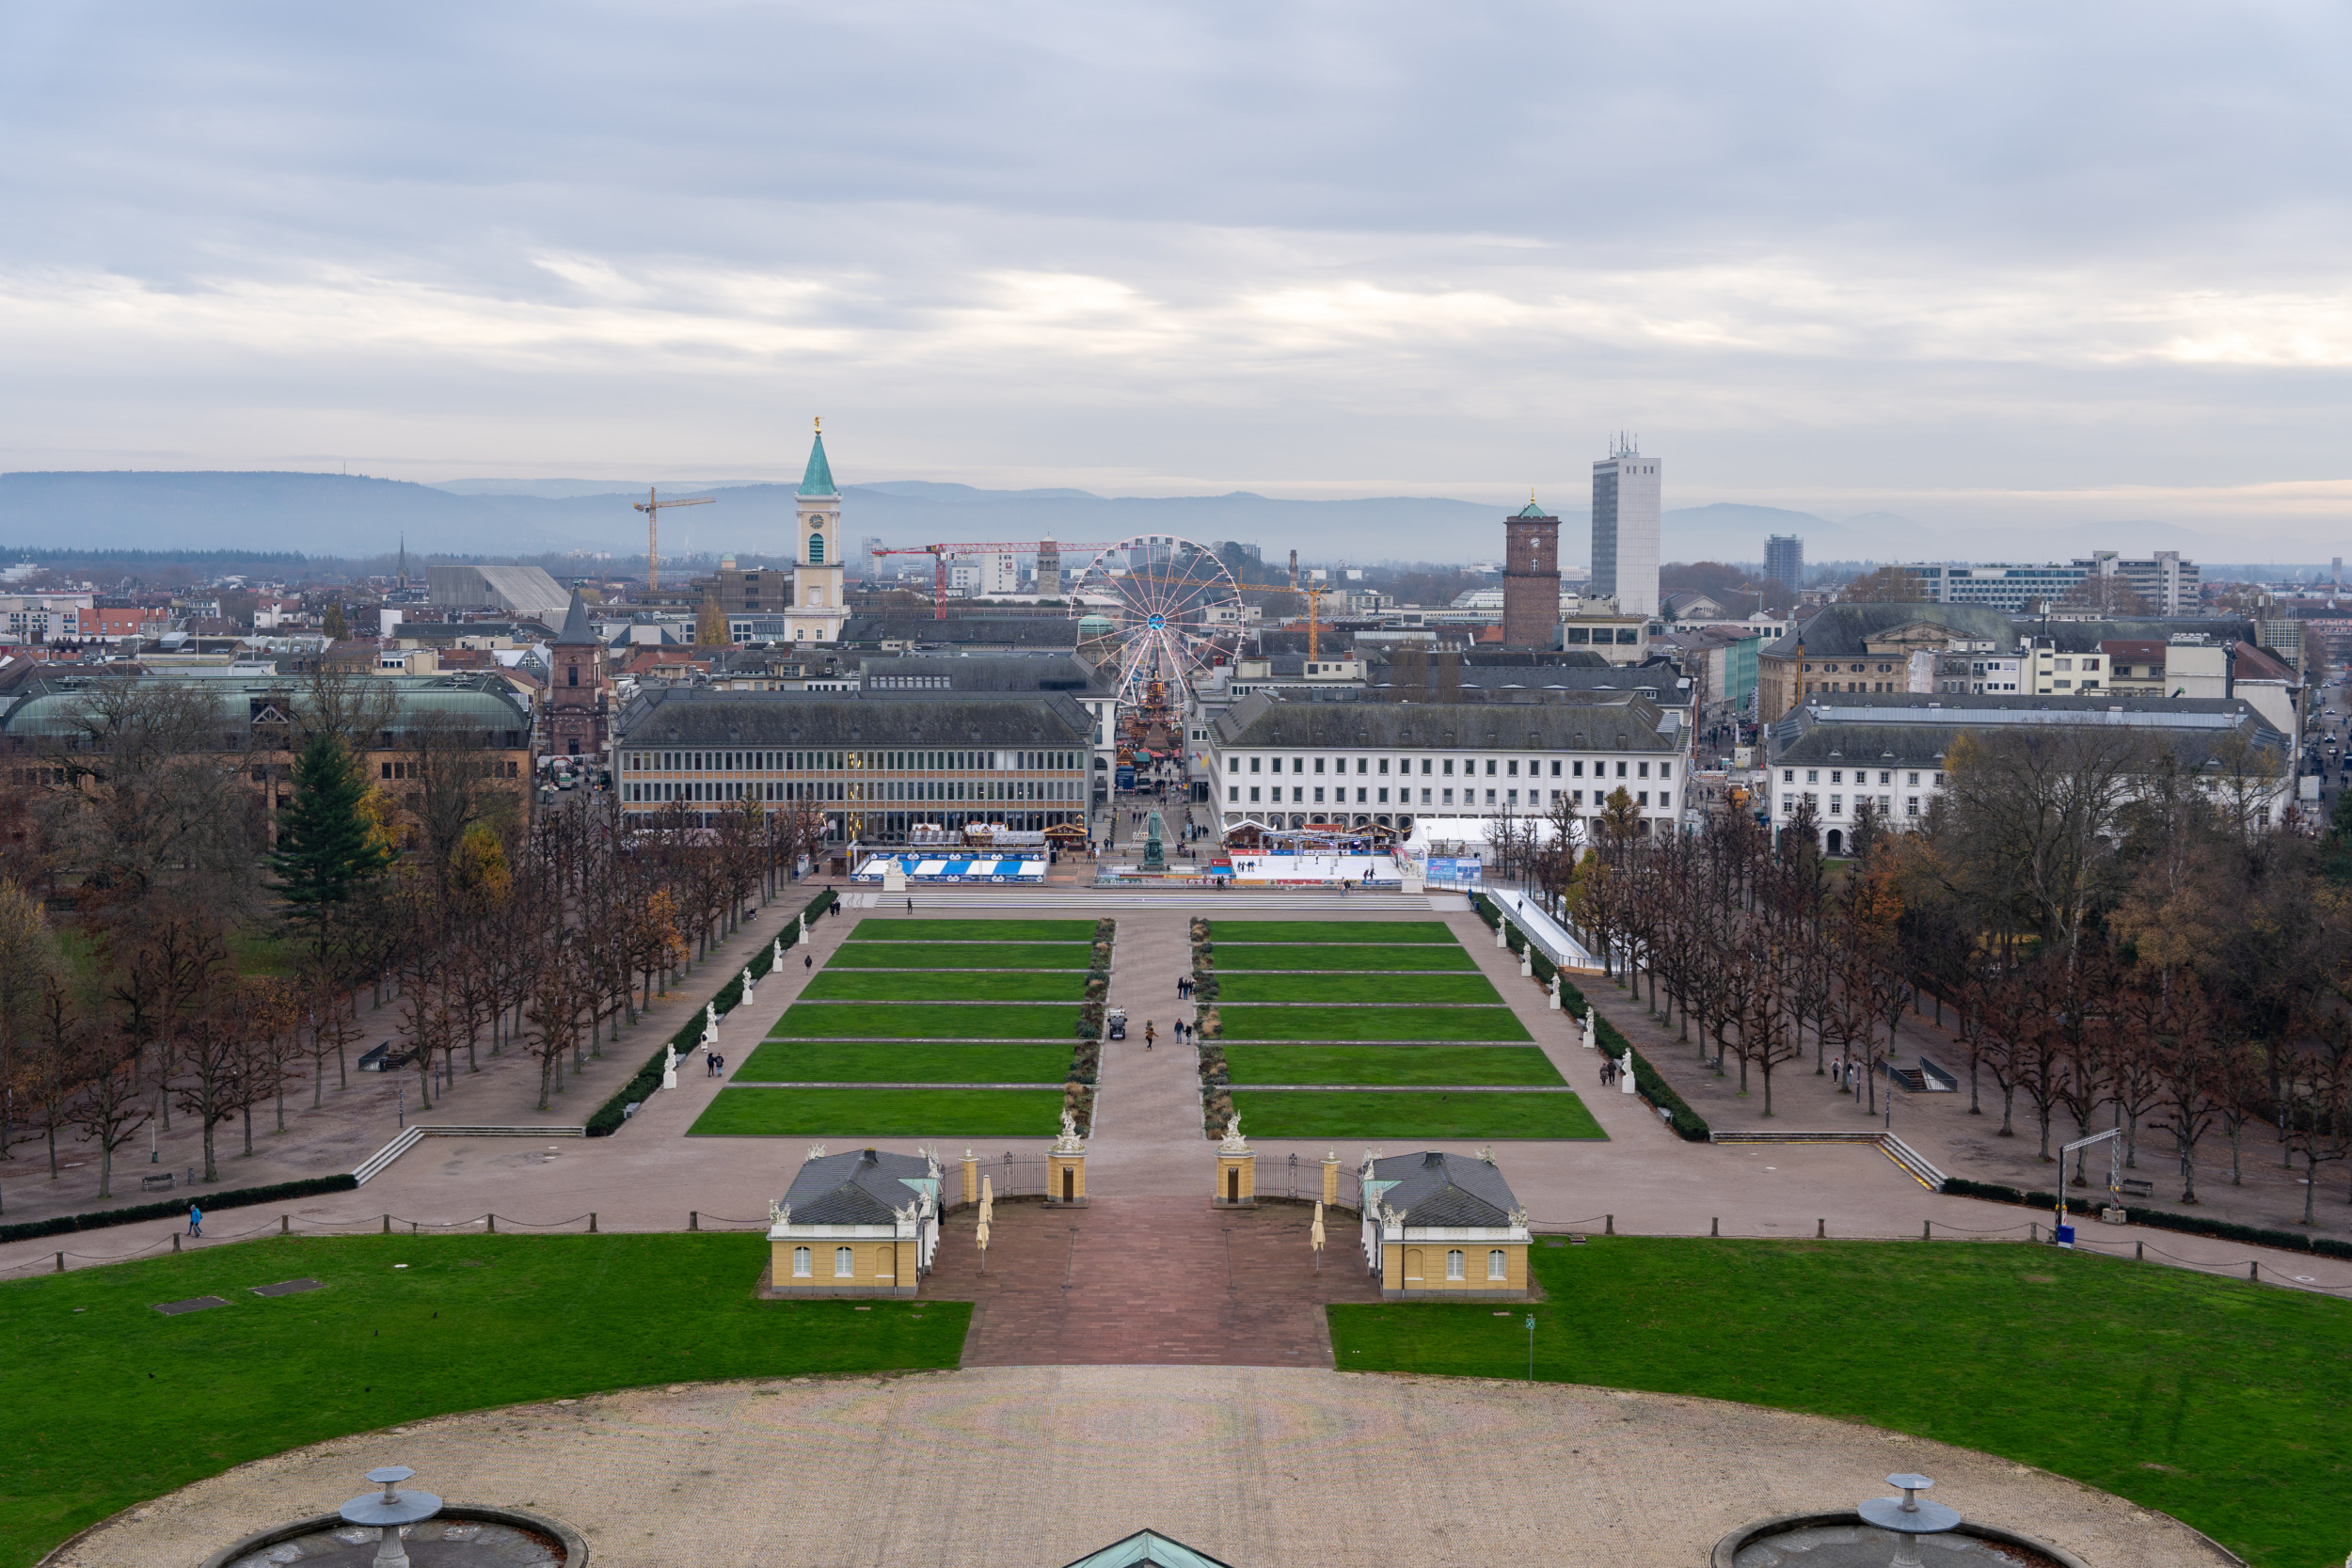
[612,687,1091,843]
[1201,690,1692,837]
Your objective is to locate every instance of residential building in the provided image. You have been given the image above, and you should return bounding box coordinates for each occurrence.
[1502,499,1562,647]
[763,1148,940,1300]
[1764,534,1804,592]
[1203,689,1692,837]
[1361,1150,1531,1300]
[1900,552,2200,615]
[612,687,1092,843]
[1590,439,1661,617]
[1762,691,2295,854]
[0,594,93,641]
[2100,640,2168,696]
[1756,603,2258,720]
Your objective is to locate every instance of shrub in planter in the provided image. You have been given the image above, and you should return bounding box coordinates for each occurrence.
[1193,974,1219,1005]
[1094,917,1118,943]
[1199,1007,1221,1039]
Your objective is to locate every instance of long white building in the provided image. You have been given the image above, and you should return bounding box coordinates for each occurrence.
[1201,691,1693,838]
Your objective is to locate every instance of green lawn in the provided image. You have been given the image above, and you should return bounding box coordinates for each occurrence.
[771,1003,1079,1039]
[1216,973,1506,1006]
[732,1038,1073,1085]
[1212,1005,1532,1042]
[1231,1088,1604,1139]
[1223,1045,1565,1086]
[1212,920,1457,943]
[1215,943,1480,972]
[849,918,1096,942]
[689,1086,1064,1136]
[827,942,1093,971]
[0,1234,968,1568]
[803,970,1088,1002]
[1330,1239,2352,1568]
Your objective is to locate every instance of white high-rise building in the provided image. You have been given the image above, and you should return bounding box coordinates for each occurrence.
[983,550,1021,595]
[1591,438,1661,618]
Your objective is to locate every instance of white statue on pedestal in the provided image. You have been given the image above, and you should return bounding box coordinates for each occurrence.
[662,1046,678,1090]
[773,937,786,967]
[739,966,755,1003]
[1581,1009,1597,1051]
[800,912,810,943]
[1219,1114,1248,1152]
[1052,1109,1086,1153]
[702,1000,720,1044]
[1619,1047,1637,1093]
[1548,974,1563,1011]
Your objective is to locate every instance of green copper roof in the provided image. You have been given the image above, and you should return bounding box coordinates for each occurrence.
[1057,1531,1235,1568]
[799,429,837,498]
[1514,499,1551,519]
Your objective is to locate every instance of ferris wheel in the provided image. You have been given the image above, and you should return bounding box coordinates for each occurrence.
[1068,534,1247,707]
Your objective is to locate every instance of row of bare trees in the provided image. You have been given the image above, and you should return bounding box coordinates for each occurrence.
[1514,727,2352,1222]
[0,668,829,1209]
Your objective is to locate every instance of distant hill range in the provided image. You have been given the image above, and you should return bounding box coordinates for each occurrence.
[0,469,2329,572]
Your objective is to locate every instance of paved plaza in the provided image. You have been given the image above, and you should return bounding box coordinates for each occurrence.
[49,1367,2227,1568]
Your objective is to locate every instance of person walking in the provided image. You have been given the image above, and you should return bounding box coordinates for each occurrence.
[1144,1021,1156,1051]
[906,896,914,913]
[187,1204,202,1239]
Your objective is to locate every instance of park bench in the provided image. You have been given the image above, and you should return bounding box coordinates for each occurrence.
[140,1172,175,1192]
[2117,1177,2154,1199]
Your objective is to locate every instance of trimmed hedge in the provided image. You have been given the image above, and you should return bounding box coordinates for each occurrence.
[0,1174,360,1245]
[1940,1176,2352,1260]
[585,886,837,1136]
[1471,892,1709,1142]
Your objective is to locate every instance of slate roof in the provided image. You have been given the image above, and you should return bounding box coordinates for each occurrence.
[1370,1150,1519,1227]
[860,653,1112,696]
[1766,691,2291,770]
[553,590,598,646]
[1212,691,1682,752]
[783,1148,930,1225]
[1762,603,2019,658]
[612,687,1092,748]
[838,617,1082,649]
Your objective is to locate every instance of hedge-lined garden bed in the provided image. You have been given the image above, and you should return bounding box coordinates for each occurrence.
[586,886,836,1135]
[1470,892,1709,1141]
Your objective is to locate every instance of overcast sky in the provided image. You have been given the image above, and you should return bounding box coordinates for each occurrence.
[4,3,2349,546]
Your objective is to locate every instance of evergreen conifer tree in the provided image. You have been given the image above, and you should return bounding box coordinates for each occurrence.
[270,732,392,956]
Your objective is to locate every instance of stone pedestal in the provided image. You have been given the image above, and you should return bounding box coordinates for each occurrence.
[1495,923,1509,950]
[1518,948,1534,977]
[1215,1147,1256,1207]
[961,1151,979,1207]
[882,861,907,893]
[1548,976,1562,1010]
[1321,1154,1341,1206]
[1047,1147,1088,1206]
[1401,873,1424,894]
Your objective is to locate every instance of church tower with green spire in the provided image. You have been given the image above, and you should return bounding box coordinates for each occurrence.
[787,417,848,643]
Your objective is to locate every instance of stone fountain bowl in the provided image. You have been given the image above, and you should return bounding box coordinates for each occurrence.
[1712,1511,2090,1568]
[199,1505,585,1568]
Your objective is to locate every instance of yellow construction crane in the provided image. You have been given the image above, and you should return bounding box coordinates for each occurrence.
[632,487,715,591]
[1234,574,1334,659]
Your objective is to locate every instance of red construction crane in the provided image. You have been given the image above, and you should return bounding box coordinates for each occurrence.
[868,540,1112,619]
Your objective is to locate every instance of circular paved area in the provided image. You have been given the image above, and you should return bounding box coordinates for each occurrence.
[53,1368,2225,1568]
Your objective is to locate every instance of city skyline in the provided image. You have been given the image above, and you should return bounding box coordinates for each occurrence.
[2,7,2350,552]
